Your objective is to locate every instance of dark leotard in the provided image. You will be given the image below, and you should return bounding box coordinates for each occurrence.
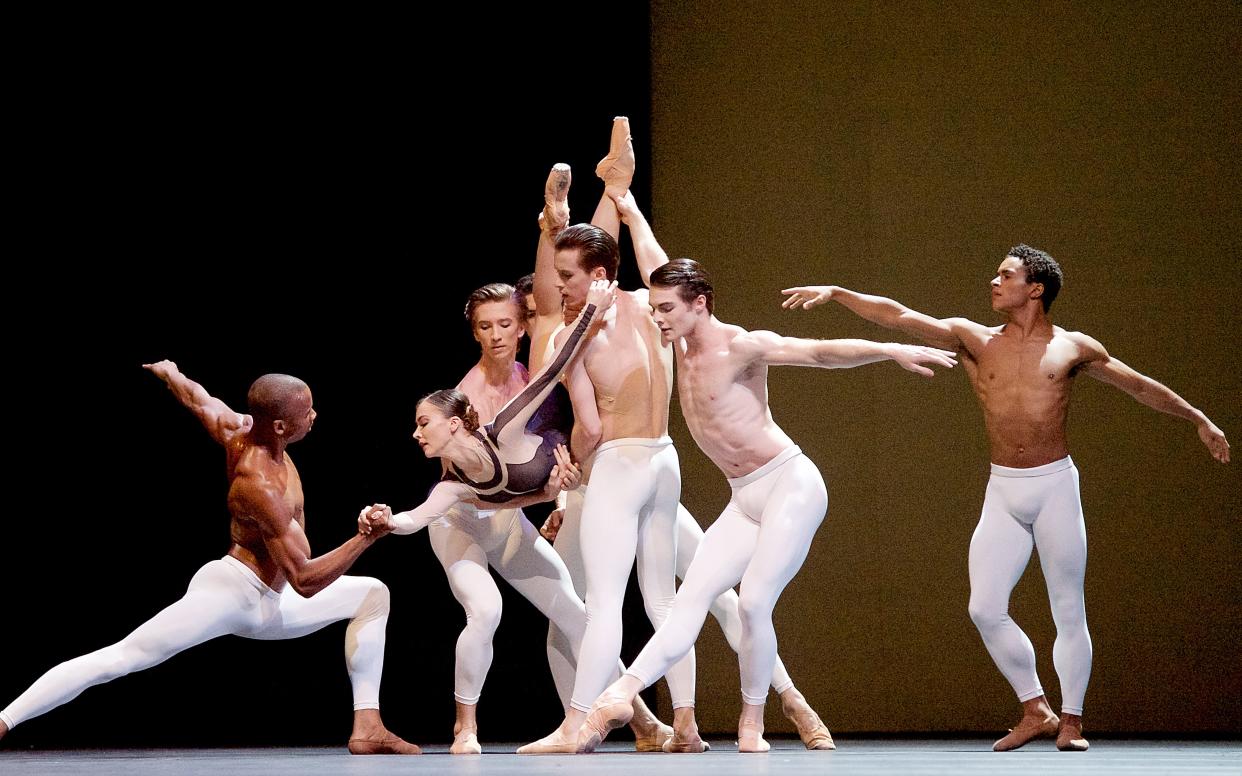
[447,303,597,502]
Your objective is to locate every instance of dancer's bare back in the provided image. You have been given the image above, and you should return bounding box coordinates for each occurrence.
[559,289,673,448]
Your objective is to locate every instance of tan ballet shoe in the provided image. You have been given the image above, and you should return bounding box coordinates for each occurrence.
[575,694,635,753]
[347,734,422,755]
[539,163,572,234]
[1056,715,1089,752]
[595,116,634,197]
[993,713,1060,751]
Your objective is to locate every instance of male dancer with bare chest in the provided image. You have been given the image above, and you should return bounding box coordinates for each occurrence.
[780,246,1230,750]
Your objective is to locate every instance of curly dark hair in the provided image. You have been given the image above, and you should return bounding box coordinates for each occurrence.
[1008,244,1063,311]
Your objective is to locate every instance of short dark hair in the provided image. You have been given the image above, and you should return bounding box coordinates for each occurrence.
[1008,244,1063,311]
[649,258,715,314]
[555,224,619,281]
[513,273,535,319]
[514,273,534,298]
[247,374,309,421]
[464,282,520,324]
[417,388,480,433]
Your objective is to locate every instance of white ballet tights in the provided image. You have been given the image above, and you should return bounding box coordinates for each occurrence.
[967,456,1091,716]
[569,437,695,712]
[1,556,390,730]
[626,446,826,705]
[428,506,588,706]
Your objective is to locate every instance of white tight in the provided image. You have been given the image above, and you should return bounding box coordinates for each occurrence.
[676,503,796,695]
[627,446,827,706]
[548,490,797,704]
[570,437,694,712]
[1,556,390,730]
[428,506,589,706]
[967,456,1091,716]
[547,487,588,708]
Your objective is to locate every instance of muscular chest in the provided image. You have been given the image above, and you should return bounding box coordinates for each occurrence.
[972,337,1077,404]
[679,351,755,416]
[283,457,306,525]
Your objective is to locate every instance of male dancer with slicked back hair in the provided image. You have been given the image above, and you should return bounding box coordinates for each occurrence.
[575,198,955,754]
[528,128,837,753]
[521,118,705,754]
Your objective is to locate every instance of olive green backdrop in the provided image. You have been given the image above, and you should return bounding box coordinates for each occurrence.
[649,0,1241,734]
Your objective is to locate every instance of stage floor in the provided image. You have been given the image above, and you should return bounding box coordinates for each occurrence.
[2,739,1238,775]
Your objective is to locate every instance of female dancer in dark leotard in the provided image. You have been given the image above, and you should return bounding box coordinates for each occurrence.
[398,278,671,755]
[359,278,615,536]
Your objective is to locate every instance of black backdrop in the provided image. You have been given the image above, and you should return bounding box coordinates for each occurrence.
[3,8,656,748]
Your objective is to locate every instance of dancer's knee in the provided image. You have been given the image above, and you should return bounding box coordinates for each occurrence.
[546,601,587,644]
[641,593,676,627]
[354,577,391,621]
[584,591,623,625]
[737,591,776,631]
[1047,588,1086,629]
[467,593,503,635]
[967,598,1005,632]
[97,642,155,679]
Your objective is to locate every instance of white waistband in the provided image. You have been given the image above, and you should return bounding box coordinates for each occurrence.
[728,446,803,488]
[221,554,281,599]
[595,435,673,455]
[990,455,1074,479]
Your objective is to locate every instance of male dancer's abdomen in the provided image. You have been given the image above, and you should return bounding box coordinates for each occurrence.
[684,413,796,480]
[977,380,1072,467]
[983,411,1071,469]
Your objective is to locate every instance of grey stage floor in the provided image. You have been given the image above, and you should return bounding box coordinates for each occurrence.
[1,739,1238,775]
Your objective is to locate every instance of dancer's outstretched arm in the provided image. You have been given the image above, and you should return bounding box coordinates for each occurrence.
[734,329,958,377]
[781,284,988,353]
[144,359,252,445]
[612,190,669,287]
[1073,333,1230,462]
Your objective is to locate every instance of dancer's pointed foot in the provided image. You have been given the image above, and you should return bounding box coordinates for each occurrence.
[780,690,835,750]
[595,116,634,198]
[575,693,635,753]
[993,712,1060,751]
[1056,714,1089,752]
[539,163,572,235]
